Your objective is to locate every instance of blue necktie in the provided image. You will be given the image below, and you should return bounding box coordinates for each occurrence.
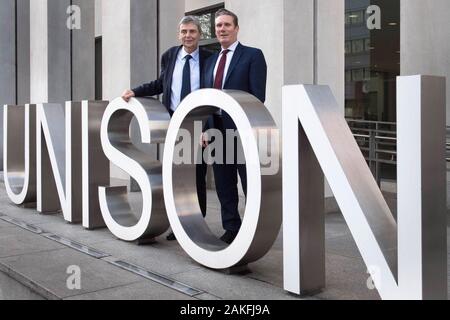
[180,55,192,102]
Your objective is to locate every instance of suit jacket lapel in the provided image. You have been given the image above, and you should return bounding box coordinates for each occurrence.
[199,49,209,88]
[166,46,181,91]
[208,52,220,87]
[224,43,243,87]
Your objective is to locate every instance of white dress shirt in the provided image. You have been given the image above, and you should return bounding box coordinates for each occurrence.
[170,47,200,112]
[213,41,240,89]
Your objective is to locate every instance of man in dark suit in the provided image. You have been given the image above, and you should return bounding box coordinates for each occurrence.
[203,9,268,244]
[122,16,213,241]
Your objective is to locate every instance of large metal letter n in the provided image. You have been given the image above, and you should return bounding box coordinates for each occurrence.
[282,76,447,300]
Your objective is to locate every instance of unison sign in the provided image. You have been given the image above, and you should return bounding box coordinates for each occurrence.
[2,76,447,300]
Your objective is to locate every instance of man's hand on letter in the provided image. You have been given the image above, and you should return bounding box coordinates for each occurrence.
[121,90,135,102]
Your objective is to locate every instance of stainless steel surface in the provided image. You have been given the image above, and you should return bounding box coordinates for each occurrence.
[3,104,37,205]
[163,89,282,269]
[397,75,447,300]
[283,84,397,297]
[283,76,447,300]
[80,101,110,229]
[36,103,70,215]
[36,101,109,228]
[282,113,325,296]
[99,97,171,242]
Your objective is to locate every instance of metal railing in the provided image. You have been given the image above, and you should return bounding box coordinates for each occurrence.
[347,119,397,185]
[347,119,450,186]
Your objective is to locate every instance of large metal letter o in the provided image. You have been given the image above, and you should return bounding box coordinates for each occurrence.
[163,89,282,269]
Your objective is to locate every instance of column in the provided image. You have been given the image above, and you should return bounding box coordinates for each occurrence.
[102,0,159,180]
[0,0,16,171]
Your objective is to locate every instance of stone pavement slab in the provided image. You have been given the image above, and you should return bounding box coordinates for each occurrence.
[245,248,283,288]
[36,220,116,245]
[1,181,449,300]
[0,248,144,299]
[316,254,380,300]
[171,267,302,301]
[92,239,203,277]
[0,271,45,300]
[0,227,65,258]
[0,205,62,226]
[325,213,352,239]
[64,280,195,300]
[0,220,12,229]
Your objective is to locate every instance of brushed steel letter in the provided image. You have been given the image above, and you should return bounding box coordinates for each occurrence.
[99,97,170,241]
[79,101,110,229]
[282,75,447,300]
[36,103,81,222]
[3,104,37,205]
[163,89,282,269]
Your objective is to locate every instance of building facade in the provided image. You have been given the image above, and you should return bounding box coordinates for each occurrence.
[1,0,449,176]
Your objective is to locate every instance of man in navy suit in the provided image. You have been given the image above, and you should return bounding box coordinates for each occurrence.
[122,16,213,241]
[203,9,267,244]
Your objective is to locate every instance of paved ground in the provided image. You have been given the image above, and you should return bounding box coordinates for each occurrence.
[0,180,449,300]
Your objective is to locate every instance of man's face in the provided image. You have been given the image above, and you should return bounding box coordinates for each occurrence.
[215,15,239,49]
[178,23,201,53]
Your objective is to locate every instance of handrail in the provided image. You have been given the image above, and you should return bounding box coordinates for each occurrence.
[347,120,450,185]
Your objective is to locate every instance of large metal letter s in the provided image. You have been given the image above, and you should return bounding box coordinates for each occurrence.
[99,97,170,241]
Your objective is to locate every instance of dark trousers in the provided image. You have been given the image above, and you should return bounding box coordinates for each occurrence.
[211,114,247,232]
[196,160,207,217]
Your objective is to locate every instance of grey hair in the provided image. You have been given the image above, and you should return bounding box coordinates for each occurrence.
[178,15,202,35]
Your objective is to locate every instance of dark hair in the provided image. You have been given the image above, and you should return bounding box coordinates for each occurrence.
[215,8,239,27]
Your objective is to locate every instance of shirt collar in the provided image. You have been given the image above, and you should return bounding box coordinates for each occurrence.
[221,41,239,54]
[181,47,199,61]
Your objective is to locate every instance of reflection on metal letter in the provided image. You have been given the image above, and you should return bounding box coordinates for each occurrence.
[36,103,80,222]
[99,98,170,242]
[163,89,282,269]
[3,104,37,205]
[79,101,110,229]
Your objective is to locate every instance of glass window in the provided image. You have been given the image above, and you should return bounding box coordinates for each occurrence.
[196,12,213,40]
[345,70,352,83]
[350,10,364,25]
[95,37,102,100]
[345,13,352,25]
[345,0,400,183]
[365,38,371,51]
[352,69,364,82]
[352,39,365,54]
[187,4,224,51]
[345,0,400,122]
[364,68,371,80]
[345,41,352,54]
